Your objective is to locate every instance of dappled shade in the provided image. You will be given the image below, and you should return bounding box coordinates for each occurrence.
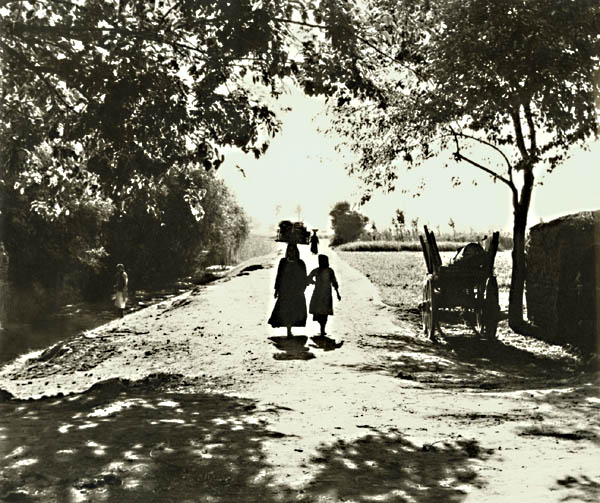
[304,428,488,502]
[346,327,585,391]
[0,377,286,502]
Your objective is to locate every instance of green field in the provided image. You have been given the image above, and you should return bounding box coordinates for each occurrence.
[336,240,470,252]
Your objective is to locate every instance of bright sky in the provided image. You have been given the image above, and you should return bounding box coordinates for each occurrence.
[219,85,599,235]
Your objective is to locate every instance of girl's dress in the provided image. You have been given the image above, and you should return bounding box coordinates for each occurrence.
[308,267,338,320]
[268,258,308,327]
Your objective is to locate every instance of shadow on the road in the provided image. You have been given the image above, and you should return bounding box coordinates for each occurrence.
[0,375,286,503]
[310,335,344,351]
[515,383,600,446]
[269,336,316,360]
[552,474,600,502]
[347,322,586,391]
[303,427,490,503]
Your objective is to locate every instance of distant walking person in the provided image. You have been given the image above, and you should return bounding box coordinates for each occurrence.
[310,230,319,255]
[268,243,308,336]
[114,263,128,317]
[308,254,341,336]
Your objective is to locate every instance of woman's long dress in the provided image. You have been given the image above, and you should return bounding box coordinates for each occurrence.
[268,258,307,327]
[310,235,319,254]
[308,267,338,318]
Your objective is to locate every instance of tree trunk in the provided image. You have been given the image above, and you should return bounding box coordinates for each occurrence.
[508,205,528,330]
[508,167,536,335]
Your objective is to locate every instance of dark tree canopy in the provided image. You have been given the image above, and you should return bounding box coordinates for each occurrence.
[0,0,383,313]
[0,0,385,242]
[0,0,379,206]
[1,0,285,206]
[329,201,368,245]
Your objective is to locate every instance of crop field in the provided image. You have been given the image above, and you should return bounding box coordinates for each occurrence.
[336,240,470,252]
[338,250,512,311]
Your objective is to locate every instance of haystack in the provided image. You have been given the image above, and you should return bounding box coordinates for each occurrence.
[526,210,599,351]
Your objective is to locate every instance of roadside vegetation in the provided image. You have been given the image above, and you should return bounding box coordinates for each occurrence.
[234,235,278,264]
[4,167,251,320]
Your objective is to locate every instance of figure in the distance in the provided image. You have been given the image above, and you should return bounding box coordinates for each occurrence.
[310,229,319,255]
[308,254,341,336]
[268,243,308,336]
[114,263,128,317]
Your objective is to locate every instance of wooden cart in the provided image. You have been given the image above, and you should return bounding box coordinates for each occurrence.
[419,226,500,340]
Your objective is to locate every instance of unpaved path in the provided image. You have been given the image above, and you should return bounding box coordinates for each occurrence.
[0,243,599,502]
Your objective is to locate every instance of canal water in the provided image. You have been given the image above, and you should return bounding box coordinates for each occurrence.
[0,272,228,366]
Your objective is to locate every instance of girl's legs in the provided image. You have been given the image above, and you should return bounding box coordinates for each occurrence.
[317,314,328,336]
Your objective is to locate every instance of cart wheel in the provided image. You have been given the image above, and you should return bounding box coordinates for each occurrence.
[422,278,436,339]
[477,276,499,338]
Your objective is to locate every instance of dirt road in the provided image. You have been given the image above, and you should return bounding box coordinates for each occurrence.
[0,243,598,502]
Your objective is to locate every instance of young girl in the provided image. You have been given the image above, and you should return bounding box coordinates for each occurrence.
[308,254,341,336]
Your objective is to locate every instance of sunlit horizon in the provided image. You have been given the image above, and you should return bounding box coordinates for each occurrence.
[218,85,599,236]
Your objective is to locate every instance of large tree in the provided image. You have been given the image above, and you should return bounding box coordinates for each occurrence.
[0,0,375,204]
[323,0,600,333]
[0,0,375,304]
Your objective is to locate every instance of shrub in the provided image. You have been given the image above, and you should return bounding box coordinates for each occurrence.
[329,201,368,246]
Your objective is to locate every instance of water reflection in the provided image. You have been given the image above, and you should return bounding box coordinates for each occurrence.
[0,279,203,365]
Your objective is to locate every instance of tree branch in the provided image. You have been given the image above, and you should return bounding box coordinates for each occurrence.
[0,40,76,112]
[450,127,517,195]
[272,17,421,78]
[47,0,88,12]
[451,130,514,173]
[510,107,529,161]
[158,0,183,26]
[353,32,421,78]
[524,101,538,156]
[271,17,328,30]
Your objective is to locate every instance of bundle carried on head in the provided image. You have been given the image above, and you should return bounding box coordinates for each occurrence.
[276,220,310,244]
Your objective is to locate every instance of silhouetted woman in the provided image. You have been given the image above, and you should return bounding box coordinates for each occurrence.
[268,243,307,336]
[310,230,319,255]
[308,254,341,336]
